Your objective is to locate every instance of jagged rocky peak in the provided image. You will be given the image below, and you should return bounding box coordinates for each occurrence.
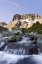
[35,14,41,19]
[7,13,42,30]
[12,14,21,21]
[0,22,7,26]
[21,14,35,21]
[22,14,41,20]
[12,14,41,21]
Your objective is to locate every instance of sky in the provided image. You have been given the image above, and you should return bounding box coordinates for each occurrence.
[0,0,42,24]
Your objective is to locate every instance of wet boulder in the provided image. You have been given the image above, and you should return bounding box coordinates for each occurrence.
[30,36,37,44]
[30,37,35,41]
[4,35,22,42]
[29,44,38,55]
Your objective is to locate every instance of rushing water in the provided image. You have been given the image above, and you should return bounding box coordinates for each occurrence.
[4,36,32,54]
[0,51,42,64]
[0,36,42,64]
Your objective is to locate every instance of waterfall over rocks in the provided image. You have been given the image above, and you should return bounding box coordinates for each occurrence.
[0,35,42,64]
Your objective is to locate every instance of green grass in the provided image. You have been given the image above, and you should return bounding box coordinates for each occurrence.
[19,23,42,34]
[28,24,42,34]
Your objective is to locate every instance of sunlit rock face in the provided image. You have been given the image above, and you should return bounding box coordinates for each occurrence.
[21,14,35,21]
[6,14,42,30]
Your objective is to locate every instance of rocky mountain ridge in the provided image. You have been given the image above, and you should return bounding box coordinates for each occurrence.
[1,14,42,30]
[12,14,41,21]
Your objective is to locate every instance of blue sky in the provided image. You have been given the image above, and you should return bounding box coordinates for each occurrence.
[0,0,42,24]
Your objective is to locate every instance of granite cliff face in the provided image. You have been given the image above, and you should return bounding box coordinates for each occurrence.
[6,14,42,30]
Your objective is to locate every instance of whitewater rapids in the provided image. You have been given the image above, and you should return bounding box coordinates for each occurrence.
[0,36,42,64]
[0,51,42,64]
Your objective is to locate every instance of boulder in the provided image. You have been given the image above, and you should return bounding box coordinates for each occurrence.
[30,37,35,40]
[30,36,37,44]
[4,35,22,42]
[29,44,38,55]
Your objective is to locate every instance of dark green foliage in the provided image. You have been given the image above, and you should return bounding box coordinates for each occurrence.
[28,23,42,34]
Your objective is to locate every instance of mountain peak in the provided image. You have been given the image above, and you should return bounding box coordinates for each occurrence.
[6,14,42,30]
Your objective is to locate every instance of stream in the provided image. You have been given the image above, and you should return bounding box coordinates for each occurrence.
[0,36,42,64]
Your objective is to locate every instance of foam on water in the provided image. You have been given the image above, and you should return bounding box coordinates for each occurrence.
[0,42,5,47]
[0,36,42,64]
[0,51,42,64]
[18,36,32,44]
[0,36,8,47]
[0,51,28,64]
